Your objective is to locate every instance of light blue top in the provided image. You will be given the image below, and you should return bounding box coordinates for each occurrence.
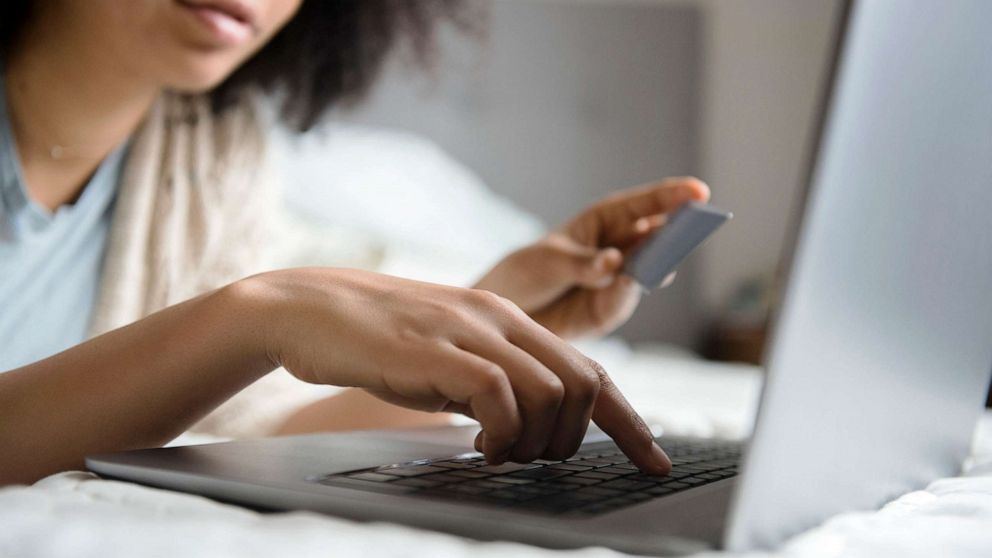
[0,68,126,371]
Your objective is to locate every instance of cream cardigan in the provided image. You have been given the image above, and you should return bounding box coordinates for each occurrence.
[86,93,335,438]
[89,92,273,337]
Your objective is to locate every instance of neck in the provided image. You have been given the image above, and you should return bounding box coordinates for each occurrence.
[5,12,159,211]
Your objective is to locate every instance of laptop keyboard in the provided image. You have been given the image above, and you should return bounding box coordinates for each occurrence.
[313,437,741,516]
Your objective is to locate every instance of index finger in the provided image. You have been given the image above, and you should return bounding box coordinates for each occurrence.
[587,178,710,247]
[590,368,672,475]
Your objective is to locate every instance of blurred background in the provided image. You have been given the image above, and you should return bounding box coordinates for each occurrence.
[274,0,845,365]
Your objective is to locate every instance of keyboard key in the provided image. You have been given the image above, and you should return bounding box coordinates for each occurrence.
[487,476,535,485]
[431,462,478,470]
[573,459,616,467]
[596,467,636,475]
[393,478,443,488]
[546,463,594,472]
[574,471,621,481]
[624,473,670,483]
[556,476,601,486]
[665,471,694,479]
[441,484,491,495]
[463,480,508,490]
[475,463,540,474]
[311,438,741,513]
[378,465,449,477]
[419,489,486,502]
[507,485,560,496]
[575,487,624,498]
[419,473,469,484]
[544,481,582,490]
[575,450,609,458]
[447,470,490,479]
[508,468,571,481]
[598,479,654,492]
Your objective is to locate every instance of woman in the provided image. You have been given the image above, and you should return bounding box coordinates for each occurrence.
[0,0,710,485]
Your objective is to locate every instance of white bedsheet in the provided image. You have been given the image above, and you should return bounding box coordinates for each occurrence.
[3,349,990,558]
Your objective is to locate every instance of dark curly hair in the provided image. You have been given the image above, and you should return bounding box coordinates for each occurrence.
[0,0,469,131]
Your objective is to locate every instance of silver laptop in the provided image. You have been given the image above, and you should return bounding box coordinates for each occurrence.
[87,1,992,554]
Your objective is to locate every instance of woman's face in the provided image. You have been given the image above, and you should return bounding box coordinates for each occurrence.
[39,0,303,92]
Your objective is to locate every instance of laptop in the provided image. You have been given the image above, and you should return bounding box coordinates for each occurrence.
[87,1,992,554]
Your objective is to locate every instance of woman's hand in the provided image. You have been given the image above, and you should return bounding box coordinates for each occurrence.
[474,178,710,339]
[238,268,670,474]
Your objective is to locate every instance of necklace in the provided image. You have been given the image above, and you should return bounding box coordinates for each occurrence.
[46,144,94,161]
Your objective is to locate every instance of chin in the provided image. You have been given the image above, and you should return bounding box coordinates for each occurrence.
[163,55,246,93]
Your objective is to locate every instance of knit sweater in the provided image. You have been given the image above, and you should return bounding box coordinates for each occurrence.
[85,92,334,438]
[89,92,273,337]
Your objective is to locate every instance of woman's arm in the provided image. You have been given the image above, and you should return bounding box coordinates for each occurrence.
[1,268,671,486]
[0,286,271,485]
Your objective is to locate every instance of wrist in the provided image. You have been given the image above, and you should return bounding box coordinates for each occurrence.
[211,276,283,374]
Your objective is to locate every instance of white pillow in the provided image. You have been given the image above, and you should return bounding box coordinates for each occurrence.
[274,123,545,286]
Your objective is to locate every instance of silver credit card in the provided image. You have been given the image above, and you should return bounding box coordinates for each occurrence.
[623,201,732,290]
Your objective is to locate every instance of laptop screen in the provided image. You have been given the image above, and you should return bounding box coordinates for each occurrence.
[726,0,992,549]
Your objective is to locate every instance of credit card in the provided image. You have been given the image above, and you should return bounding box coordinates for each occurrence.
[623,201,732,290]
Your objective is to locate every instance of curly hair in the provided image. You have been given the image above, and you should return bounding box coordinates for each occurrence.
[0,0,469,131]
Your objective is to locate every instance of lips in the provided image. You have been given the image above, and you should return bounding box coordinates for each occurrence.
[176,0,259,47]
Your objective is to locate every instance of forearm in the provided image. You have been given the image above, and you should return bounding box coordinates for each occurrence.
[0,283,273,485]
